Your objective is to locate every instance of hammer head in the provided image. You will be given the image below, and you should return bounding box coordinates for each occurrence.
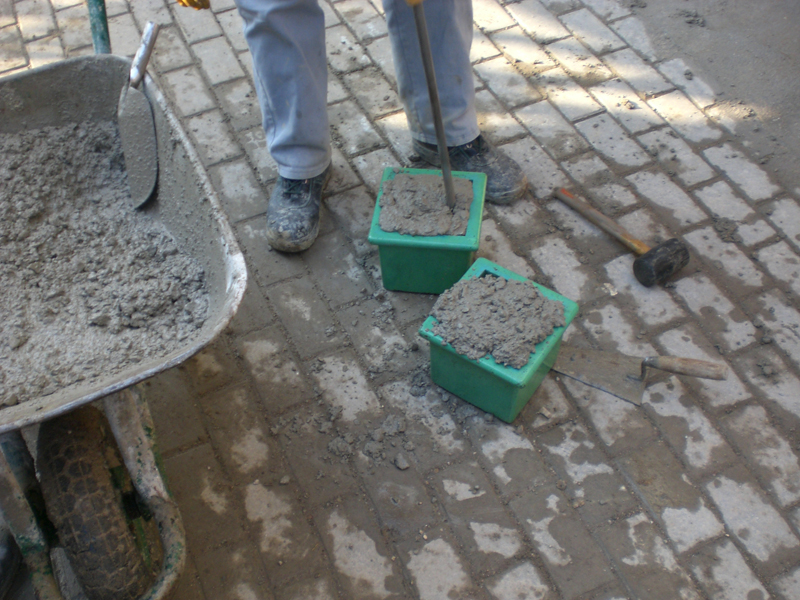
[632,238,690,287]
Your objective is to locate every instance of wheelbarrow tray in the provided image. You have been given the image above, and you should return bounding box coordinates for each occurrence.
[0,56,247,434]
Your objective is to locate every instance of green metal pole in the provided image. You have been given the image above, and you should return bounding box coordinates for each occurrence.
[86,0,111,54]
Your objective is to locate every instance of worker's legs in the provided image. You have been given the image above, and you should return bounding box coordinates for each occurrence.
[235,0,330,181]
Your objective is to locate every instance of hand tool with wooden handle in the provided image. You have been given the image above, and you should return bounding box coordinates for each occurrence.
[554,188,690,286]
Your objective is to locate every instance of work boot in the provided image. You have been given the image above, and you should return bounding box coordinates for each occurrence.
[266,165,331,253]
[413,135,527,205]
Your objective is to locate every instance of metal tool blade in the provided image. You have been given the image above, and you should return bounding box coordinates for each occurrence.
[551,345,645,406]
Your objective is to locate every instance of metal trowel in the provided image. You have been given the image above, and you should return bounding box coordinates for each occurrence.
[552,345,728,406]
[118,22,160,209]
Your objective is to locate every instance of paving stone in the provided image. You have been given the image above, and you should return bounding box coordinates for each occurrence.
[215,78,260,131]
[475,56,542,108]
[703,144,782,203]
[374,111,414,163]
[173,4,222,43]
[597,513,702,599]
[161,66,216,117]
[337,0,386,42]
[484,562,555,600]
[352,147,396,195]
[534,67,605,122]
[757,241,800,296]
[183,337,247,398]
[538,421,638,526]
[543,198,620,263]
[145,367,207,454]
[25,34,62,68]
[313,350,382,423]
[637,128,716,186]
[538,0,581,12]
[524,374,577,430]
[626,170,708,227]
[477,218,536,280]
[582,0,631,20]
[657,324,749,407]
[326,23,372,73]
[208,159,265,222]
[581,302,657,356]
[475,89,529,141]
[194,542,275,600]
[559,8,625,54]
[576,114,650,168]
[560,153,638,207]
[194,36,245,84]
[774,566,800,600]
[647,91,723,144]
[589,78,664,134]
[673,273,757,351]
[604,255,686,326]
[433,461,523,573]
[170,557,205,600]
[16,0,55,42]
[563,376,658,455]
[684,226,766,290]
[472,27,500,63]
[325,185,377,239]
[545,37,614,86]
[618,441,724,553]
[129,0,171,27]
[275,576,338,600]
[320,0,340,27]
[768,197,800,251]
[643,379,736,477]
[724,404,800,507]
[490,27,556,77]
[364,35,396,88]
[239,127,279,182]
[692,180,754,222]
[473,0,516,31]
[234,220,306,287]
[506,0,571,44]
[609,16,657,62]
[0,0,13,28]
[658,58,716,110]
[55,4,92,51]
[518,99,591,159]
[690,538,768,600]
[705,465,800,573]
[384,289,438,328]
[303,232,371,306]
[342,66,401,118]
[510,487,615,598]
[151,25,194,72]
[225,282,274,338]
[216,8,247,52]
[401,536,476,599]
[497,136,569,201]
[328,99,383,155]
[530,236,596,303]
[736,348,800,431]
[602,48,672,98]
[745,289,800,369]
[185,109,242,165]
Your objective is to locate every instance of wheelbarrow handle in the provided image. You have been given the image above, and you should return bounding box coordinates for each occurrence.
[130,22,160,89]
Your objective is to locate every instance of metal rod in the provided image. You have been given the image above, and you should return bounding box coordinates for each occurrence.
[412,3,456,208]
[86,0,111,54]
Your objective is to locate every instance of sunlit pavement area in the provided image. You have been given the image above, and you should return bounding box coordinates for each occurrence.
[3,0,800,598]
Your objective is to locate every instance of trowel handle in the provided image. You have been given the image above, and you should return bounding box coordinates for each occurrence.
[130,22,160,89]
[642,356,728,380]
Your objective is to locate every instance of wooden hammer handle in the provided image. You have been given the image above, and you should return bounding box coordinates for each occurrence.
[642,356,728,380]
[554,188,651,256]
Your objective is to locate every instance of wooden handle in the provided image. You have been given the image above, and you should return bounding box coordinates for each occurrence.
[554,188,651,255]
[642,356,728,380]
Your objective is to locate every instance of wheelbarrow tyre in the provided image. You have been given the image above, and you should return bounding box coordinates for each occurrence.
[37,406,153,600]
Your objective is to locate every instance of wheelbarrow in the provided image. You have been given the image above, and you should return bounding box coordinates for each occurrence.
[0,55,247,599]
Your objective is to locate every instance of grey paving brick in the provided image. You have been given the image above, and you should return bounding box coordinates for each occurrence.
[499,137,569,200]
[383,288,438,328]
[576,114,651,168]
[758,241,800,296]
[658,58,717,110]
[400,536,476,599]
[674,273,757,351]
[475,90,528,142]
[768,197,800,251]
[603,48,672,97]
[643,379,736,477]
[582,0,631,20]
[185,109,242,165]
[275,577,338,600]
[194,542,275,600]
[239,127,279,182]
[544,198,622,263]
[589,78,664,134]
[561,153,638,208]
[546,37,613,86]
[684,226,766,289]
[581,302,658,357]
[724,404,800,507]
[538,421,638,526]
[626,170,707,227]
[473,0,516,32]
[477,218,537,280]
[506,0,571,44]
[693,180,755,222]
[597,512,702,599]
[737,348,800,429]
[538,0,581,11]
[648,91,723,144]
[303,231,371,306]
[516,100,590,158]
[217,8,247,52]
[475,56,542,108]
[208,159,265,223]
[25,34,63,69]
[142,367,207,454]
[130,0,172,27]
[472,27,500,64]
[524,373,578,429]
[0,0,13,29]
[55,4,92,51]
[490,27,556,77]
[234,219,304,286]
[170,557,204,600]
[690,538,768,600]
[225,281,275,337]
[534,67,605,122]
[530,235,596,303]
[774,566,800,600]
[326,23,372,73]
[328,99,383,155]
[374,110,414,161]
[617,208,674,245]
[16,0,55,41]
[364,35,396,88]
[173,3,223,43]
[745,290,800,369]
[619,441,724,553]
[510,487,616,598]
[706,465,800,572]
[342,66,401,118]
[151,25,194,72]
[563,375,659,455]
[353,148,397,195]
[637,128,716,186]
[215,78,260,131]
[160,66,216,117]
[320,0,340,27]
[485,562,555,600]
[560,8,625,54]
[337,0,386,42]
[194,36,245,84]
[609,16,657,62]
[105,0,128,18]
[325,185,377,239]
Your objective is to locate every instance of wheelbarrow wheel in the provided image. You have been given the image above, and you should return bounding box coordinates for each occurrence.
[37,406,154,600]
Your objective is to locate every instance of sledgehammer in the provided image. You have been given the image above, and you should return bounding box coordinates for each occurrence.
[554,188,690,287]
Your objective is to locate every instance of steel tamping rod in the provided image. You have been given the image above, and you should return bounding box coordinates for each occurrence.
[411,2,456,208]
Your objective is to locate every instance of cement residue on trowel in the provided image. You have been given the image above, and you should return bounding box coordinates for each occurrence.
[0,121,208,406]
[431,275,565,369]
[378,173,473,236]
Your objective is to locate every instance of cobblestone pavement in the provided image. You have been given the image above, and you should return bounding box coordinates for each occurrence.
[4,0,800,598]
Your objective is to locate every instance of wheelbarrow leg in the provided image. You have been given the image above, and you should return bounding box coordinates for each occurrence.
[0,436,64,600]
[103,387,186,600]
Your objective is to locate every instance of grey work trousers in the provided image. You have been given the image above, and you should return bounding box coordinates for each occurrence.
[234,0,479,180]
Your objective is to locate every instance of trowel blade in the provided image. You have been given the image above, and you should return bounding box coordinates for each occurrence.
[551,345,645,406]
[118,84,158,209]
